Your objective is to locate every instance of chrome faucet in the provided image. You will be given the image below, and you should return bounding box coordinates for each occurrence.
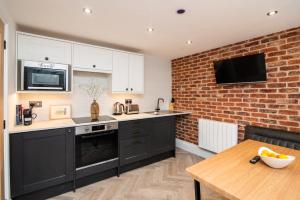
[155,98,164,111]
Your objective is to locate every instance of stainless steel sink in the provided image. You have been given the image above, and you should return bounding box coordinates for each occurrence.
[144,110,181,115]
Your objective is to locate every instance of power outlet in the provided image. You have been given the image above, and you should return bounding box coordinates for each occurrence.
[29,101,42,108]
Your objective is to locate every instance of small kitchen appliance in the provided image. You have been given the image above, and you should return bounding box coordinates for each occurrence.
[17,60,71,91]
[124,99,139,114]
[113,102,125,115]
[23,109,33,126]
[125,104,139,114]
[72,115,119,178]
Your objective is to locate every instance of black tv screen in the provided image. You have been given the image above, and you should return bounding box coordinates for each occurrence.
[213,53,267,84]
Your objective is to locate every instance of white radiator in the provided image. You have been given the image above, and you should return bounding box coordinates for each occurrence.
[198,119,238,153]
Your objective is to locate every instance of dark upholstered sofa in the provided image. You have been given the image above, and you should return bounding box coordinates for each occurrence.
[245,125,300,150]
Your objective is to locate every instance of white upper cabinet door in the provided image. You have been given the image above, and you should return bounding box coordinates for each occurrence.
[73,44,113,73]
[17,33,72,64]
[112,51,129,93]
[128,54,144,94]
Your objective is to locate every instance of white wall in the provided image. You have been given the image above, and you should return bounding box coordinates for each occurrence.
[17,54,172,121]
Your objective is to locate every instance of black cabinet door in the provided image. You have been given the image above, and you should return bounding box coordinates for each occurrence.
[150,116,176,156]
[119,119,151,165]
[120,136,148,165]
[10,127,75,197]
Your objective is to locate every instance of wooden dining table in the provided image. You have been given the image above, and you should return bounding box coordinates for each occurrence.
[186,140,300,200]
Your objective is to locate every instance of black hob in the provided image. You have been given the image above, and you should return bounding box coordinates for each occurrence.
[72,115,116,124]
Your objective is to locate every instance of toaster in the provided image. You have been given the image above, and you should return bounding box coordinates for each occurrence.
[125,104,139,114]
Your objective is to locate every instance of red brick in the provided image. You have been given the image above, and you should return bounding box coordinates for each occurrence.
[260,118,277,124]
[251,113,268,118]
[267,51,286,57]
[289,116,300,122]
[279,121,299,127]
[261,36,279,43]
[269,114,287,120]
[279,76,300,82]
[280,42,300,50]
[279,110,298,115]
[287,59,300,65]
[280,31,299,39]
[267,94,287,98]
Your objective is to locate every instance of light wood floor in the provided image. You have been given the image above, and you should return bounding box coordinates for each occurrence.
[50,149,227,200]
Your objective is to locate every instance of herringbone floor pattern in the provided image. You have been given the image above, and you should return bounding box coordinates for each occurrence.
[49,149,227,200]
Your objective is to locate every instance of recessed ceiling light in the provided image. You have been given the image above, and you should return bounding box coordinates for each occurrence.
[267,10,278,16]
[177,9,186,14]
[83,8,92,14]
[186,40,192,45]
[147,27,154,32]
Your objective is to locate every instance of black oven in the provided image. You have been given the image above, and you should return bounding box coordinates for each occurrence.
[18,60,71,91]
[75,122,118,170]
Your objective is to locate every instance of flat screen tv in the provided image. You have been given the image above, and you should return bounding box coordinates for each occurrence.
[213,53,267,84]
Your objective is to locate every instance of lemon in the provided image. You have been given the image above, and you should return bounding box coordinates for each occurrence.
[261,152,268,157]
[268,152,277,158]
[262,150,269,154]
[278,154,288,159]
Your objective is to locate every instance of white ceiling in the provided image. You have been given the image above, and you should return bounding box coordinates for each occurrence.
[5,0,300,59]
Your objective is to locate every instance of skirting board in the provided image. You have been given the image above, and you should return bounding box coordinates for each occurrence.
[176,139,215,159]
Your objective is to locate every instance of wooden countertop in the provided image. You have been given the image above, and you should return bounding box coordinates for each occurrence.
[186,140,300,200]
[9,111,191,133]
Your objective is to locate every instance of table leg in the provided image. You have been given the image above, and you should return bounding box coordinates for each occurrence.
[194,180,201,200]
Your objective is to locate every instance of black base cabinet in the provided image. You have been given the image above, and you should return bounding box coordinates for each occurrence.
[119,116,176,167]
[119,119,151,166]
[10,127,75,199]
[10,116,177,200]
[150,117,176,157]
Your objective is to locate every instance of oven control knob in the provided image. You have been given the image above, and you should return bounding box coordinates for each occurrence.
[84,128,90,132]
[106,125,111,129]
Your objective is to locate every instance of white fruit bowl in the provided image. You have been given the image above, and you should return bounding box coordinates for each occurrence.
[258,147,295,169]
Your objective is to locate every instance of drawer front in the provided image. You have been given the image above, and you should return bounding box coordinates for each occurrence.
[120,137,148,165]
[119,119,150,139]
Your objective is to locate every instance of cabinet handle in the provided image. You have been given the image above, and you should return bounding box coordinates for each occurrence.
[45,57,49,61]
[125,155,138,160]
[126,88,128,91]
[131,88,133,91]
[93,65,96,68]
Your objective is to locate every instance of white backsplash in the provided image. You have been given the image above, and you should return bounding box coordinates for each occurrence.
[17,54,172,122]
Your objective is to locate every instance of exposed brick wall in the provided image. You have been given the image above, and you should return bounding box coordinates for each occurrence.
[172,27,300,144]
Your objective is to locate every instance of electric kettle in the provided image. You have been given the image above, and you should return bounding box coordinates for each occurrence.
[113,102,124,115]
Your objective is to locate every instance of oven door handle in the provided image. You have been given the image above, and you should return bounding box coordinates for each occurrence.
[79,132,116,139]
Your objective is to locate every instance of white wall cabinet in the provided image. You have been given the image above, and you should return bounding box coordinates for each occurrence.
[112,51,129,92]
[128,54,144,93]
[17,33,72,64]
[73,43,113,73]
[16,32,144,94]
[112,52,144,94]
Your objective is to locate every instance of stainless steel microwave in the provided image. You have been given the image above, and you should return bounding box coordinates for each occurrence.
[17,60,71,91]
